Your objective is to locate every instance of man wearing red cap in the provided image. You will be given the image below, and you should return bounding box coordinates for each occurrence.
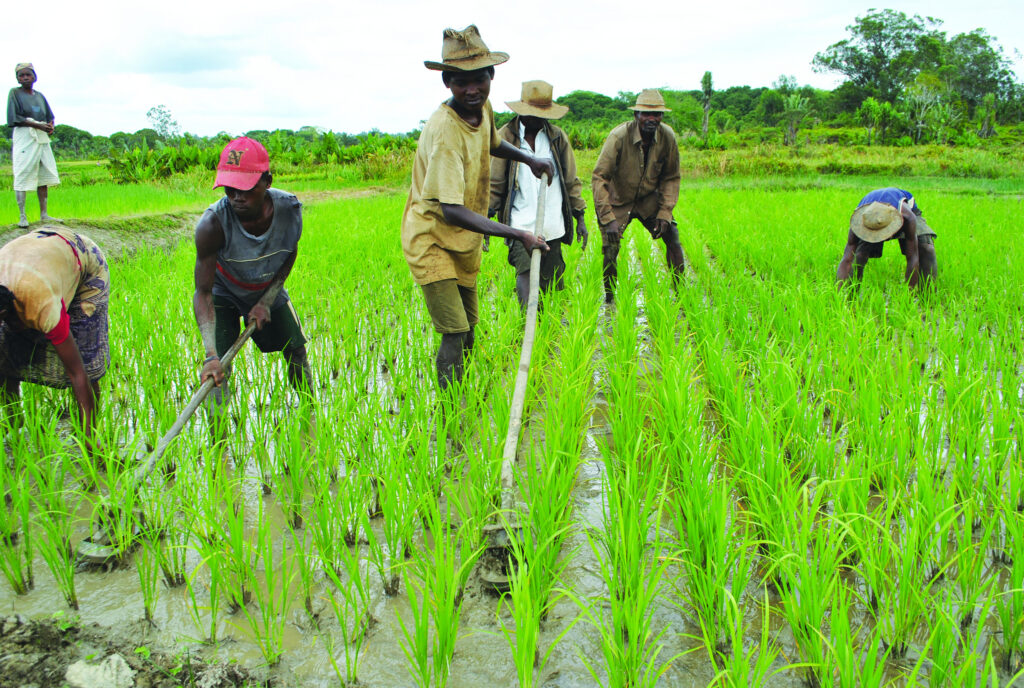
[193,137,312,432]
[403,25,553,391]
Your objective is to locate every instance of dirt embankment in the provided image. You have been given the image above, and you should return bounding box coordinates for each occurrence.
[0,214,198,259]
[0,614,257,688]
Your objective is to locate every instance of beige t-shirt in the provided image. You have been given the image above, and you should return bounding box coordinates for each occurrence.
[402,101,501,286]
[0,228,82,337]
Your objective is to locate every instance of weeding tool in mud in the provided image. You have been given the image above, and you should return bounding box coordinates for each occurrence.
[481,173,548,592]
[75,321,257,565]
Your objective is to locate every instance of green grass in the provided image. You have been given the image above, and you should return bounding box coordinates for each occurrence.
[3,161,1024,686]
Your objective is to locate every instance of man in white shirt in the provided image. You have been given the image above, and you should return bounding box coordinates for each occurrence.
[489,80,588,308]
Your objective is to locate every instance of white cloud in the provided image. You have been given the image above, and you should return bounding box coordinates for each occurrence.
[4,0,1022,136]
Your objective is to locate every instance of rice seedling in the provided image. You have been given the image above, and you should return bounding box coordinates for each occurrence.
[418,497,484,688]
[995,506,1024,673]
[374,462,418,595]
[28,452,78,608]
[323,525,374,686]
[135,532,162,625]
[776,483,848,687]
[700,588,782,688]
[395,566,432,688]
[236,499,296,667]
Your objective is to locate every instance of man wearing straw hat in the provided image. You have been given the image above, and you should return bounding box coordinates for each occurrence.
[489,80,588,309]
[836,187,937,288]
[403,25,554,391]
[592,89,683,303]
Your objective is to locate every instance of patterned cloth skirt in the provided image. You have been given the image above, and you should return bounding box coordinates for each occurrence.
[0,232,109,387]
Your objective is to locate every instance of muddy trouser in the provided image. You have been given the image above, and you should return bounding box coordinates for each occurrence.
[206,292,309,425]
[600,216,684,296]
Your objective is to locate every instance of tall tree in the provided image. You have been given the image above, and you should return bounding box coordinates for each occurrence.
[781,94,811,145]
[941,29,1017,116]
[812,9,944,103]
[146,105,180,140]
[701,71,713,138]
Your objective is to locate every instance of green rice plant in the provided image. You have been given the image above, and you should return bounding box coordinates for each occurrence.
[86,449,144,567]
[776,483,848,687]
[323,528,374,686]
[925,591,962,688]
[308,469,354,580]
[701,589,782,687]
[831,583,889,688]
[996,506,1024,673]
[871,481,938,659]
[418,497,484,688]
[274,411,312,529]
[954,499,996,628]
[220,485,256,614]
[0,451,35,594]
[183,531,224,644]
[494,490,579,687]
[395,566,432,688]
[673,475,752,656]
[135,533,162,626]
[156,503,192,589]
[575,439,678,688]
[374,464,417,595]
[236,499,295,667]
[289,519,318,622]
[28,453,78,608]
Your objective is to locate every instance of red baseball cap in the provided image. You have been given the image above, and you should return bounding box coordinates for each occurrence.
[213,137,270,190]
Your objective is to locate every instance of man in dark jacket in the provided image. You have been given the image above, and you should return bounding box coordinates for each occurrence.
[489,80,587,308]
[592,89,682,303]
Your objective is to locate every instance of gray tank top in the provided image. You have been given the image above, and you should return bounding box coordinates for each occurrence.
[208,187,302,309]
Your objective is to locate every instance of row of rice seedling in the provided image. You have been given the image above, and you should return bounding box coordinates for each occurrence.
[3,184,1024,686]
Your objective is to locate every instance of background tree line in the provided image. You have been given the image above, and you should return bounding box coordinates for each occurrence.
[1,8,1020,170]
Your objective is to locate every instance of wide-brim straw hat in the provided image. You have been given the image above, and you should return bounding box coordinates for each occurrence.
[506,80,569,119]
[424,25,509,72]
[850,201,904,243]
[629,88,671,112]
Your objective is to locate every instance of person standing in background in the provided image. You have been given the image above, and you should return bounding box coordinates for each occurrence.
[7,63,60,229]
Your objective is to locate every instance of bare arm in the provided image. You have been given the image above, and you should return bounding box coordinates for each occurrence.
[247,248,297,328]
[440,204,548,253]
[53,334,95,443]
[901,206,920,288]
[192,212,225,384]
[836,230,859,285]
[492,140,554,183]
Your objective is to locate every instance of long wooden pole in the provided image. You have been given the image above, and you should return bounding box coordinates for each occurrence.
[499,172,548,512]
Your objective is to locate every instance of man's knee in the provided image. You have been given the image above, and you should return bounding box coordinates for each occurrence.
[919,242,937,274]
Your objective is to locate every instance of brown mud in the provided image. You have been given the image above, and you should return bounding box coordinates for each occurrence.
[0,614,254,688]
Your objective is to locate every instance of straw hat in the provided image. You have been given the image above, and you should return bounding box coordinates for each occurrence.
[629,89,671,112]
[506,80,569,119]
[850,201,904,243]
[424,25,509,72]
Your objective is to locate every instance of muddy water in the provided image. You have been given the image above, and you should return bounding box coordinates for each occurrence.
[5,264,1010,687]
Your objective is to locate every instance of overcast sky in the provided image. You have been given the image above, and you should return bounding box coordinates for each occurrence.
[6,0,1021,137]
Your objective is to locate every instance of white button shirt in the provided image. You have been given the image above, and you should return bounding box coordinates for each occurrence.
[509,121,565,241]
